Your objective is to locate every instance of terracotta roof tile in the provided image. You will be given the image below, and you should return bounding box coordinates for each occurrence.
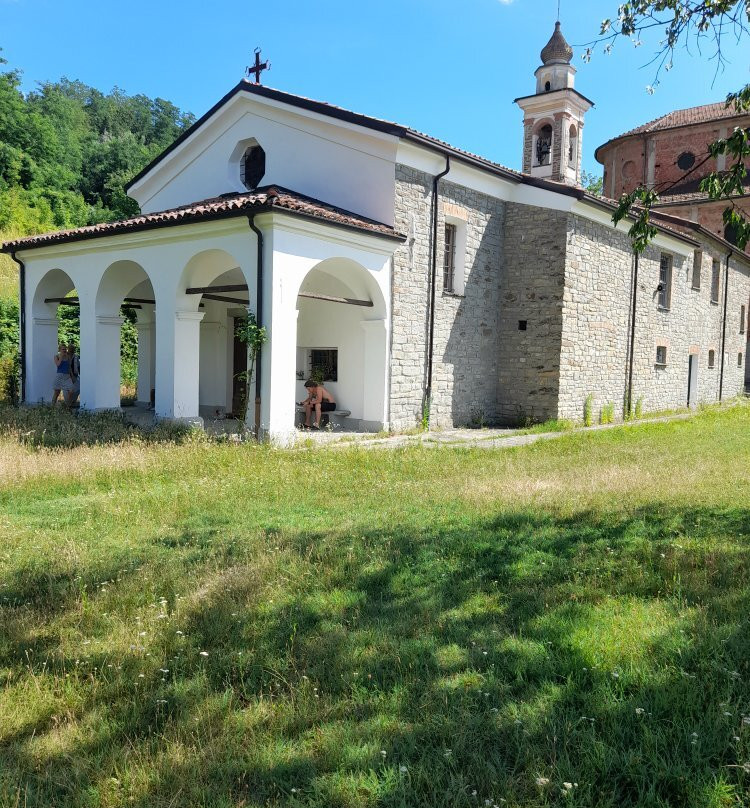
[595,101,749,161]
[1,186,405,252]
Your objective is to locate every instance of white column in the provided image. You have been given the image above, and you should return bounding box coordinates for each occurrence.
[135,321,155,405]
[260,271,298,444]
[93,315,125,410]
[361,319,388,431]
[77,293,97,411]
[28,316,58,404]
[155,308,204,424]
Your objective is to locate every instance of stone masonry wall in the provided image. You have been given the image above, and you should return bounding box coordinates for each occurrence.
[497,203,568,424]
[558,214,750,422]
[390,165,505,430]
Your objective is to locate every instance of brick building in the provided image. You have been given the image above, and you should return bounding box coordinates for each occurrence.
[3,23,750,440]
[596,103,750,247]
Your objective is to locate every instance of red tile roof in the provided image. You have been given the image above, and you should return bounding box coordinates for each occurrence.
[1,186,405,253]
[595,101,749,161]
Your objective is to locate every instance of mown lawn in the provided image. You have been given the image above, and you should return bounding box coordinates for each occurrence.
[2,404,750,808]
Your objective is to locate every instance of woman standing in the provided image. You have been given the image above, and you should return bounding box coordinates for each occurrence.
[52,343,73,406]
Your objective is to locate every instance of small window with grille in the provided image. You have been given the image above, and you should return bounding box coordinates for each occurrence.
[443,223,457,293]
[741,305,746,334]
[240,145,266,191]
[307,348,338,382]
[739,353,744,368]
[658,254,673,310]
[655,345,667,366]
[708,350,715,369]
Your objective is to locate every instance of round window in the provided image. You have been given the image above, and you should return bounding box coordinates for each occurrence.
[677,152,696,171]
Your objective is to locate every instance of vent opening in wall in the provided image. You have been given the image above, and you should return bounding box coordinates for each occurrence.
[518,320,527,331]
[241,144,266,191]
[708,350,715,368]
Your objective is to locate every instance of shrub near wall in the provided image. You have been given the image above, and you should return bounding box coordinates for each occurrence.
[0,297,19,403]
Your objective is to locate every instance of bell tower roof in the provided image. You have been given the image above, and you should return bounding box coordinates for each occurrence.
[540,21,573,65]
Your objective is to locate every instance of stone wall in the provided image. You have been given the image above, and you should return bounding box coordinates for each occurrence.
[559,214,750,422]
[390,165,505,430]
[497,203,568,424]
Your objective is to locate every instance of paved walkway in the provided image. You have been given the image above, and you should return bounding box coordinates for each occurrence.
[299,410,701,451]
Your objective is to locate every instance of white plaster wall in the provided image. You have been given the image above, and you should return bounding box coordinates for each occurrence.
[130,93,399,226]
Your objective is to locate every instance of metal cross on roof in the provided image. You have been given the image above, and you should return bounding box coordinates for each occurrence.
[246,48,270,84]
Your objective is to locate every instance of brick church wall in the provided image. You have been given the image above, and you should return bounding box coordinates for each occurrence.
[390,165,505,430]
[558,214,750,421]
[496,203,567,424]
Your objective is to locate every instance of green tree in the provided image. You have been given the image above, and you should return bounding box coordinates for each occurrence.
[581,170,603,196]
[587,2,750,251]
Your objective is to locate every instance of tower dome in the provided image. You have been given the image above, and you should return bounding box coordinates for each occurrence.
[540,21,573,65]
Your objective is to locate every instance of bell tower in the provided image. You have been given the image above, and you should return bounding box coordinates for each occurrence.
[514,21,593,185]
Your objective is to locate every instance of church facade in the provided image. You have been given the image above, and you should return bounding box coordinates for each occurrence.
[3,24,750,442]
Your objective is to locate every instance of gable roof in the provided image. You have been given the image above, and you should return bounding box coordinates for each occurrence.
[595,101,749,162]
[125,80,526,193]
[0,186,405,253]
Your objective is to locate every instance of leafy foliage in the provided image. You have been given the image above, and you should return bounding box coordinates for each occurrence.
[588,3,750,251]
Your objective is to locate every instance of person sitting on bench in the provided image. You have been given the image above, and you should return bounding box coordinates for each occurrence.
[298,379,336,429]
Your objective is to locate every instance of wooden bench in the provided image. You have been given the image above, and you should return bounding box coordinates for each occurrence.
[295,405,351,428]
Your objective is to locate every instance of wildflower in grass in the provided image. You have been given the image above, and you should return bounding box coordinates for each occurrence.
[743,716,750,725]
[199,651,209,657]
[380,750,387,757]
[535,777,550,787]
[635,707,646,716]
[399,765,407,774]
[176,631,184,636]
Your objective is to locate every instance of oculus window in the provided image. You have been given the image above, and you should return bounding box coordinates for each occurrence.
[677,152,696,171]
[241,145,266,191]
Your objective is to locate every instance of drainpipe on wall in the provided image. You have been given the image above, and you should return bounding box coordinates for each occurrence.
[626,251,639,417]
[424,156,451,426]
[10,251,26,404]
[247,215,264,438]
[719,252,731,402]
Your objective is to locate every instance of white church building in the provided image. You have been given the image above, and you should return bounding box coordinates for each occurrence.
[4,23,749,442]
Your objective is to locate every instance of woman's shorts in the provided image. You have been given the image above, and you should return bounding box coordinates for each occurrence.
[54,372,73,392]
[320,401,336,413]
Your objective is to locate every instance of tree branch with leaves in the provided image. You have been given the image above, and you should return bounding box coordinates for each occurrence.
[586,2,750,252]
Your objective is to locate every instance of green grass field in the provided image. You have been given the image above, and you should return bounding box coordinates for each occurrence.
[2,404,750,807]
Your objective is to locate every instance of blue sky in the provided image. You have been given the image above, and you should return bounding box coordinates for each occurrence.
[2,0,747,177]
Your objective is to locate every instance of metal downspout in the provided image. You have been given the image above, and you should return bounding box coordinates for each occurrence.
[626,251,639,416]
[247,215,264,438]
[719,252,731,402]
[10,252,26,403]
[424,156,451,424]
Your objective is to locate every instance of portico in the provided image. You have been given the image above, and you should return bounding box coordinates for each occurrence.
[16,196,400,443]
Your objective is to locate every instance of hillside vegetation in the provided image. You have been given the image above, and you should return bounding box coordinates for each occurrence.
[2,403,750,807]
[0,52,195,392]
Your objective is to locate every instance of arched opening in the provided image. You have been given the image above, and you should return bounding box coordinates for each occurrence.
[29,268,78,404]
[179,249,255,421]
[295,258,387,431]
[94,261,156,411]
[568,124,578,166]
[534,123,553,167]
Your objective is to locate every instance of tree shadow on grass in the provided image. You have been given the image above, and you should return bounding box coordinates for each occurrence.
[2,504,750,807]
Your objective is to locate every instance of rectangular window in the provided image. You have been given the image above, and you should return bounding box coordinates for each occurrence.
[711,259,721,303]
[742,305,746,334]
[658,254,672,310]
[739,353,744,368]
[308,348,338,382]
[708,349,715,369]
[691,250,702,290]
[655,345,668,366]
[443,223,456,293]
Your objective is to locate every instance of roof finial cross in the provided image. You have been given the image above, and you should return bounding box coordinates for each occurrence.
[246,48,270,85]
[557,0,561,20]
